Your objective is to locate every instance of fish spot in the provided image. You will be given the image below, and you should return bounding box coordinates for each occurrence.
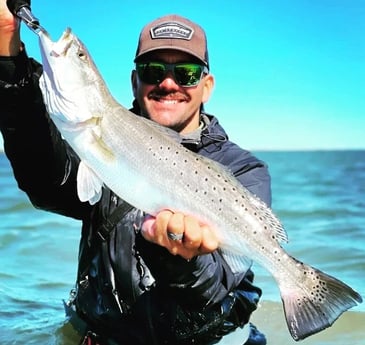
[309,282,328,304]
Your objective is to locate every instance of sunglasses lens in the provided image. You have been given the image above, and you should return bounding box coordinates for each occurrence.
[136,62,165,84]
[136,62,205,87]
[174,64,203,87]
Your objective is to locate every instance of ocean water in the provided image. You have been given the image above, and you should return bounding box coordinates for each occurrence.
[0,150,364,344]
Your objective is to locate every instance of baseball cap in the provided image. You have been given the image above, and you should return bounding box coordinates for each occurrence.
[134,14,209,68]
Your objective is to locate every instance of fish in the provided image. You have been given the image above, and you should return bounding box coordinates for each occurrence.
[37,28,362,341]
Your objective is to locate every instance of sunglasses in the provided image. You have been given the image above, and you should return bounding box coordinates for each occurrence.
[135,62,209,87]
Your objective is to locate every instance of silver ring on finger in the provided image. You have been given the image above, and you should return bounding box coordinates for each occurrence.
[167,231,184,241]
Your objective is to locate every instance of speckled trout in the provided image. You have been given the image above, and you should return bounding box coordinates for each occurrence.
[37,28,362,341]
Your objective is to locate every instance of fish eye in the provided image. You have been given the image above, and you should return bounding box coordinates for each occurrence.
[78,50,87,60]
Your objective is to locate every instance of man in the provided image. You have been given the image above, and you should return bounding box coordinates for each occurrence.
[0,2,270,344]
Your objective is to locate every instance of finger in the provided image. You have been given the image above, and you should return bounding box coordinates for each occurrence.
[181,215,202,250]
[153,209,174,244]
[141,210,173,244]
[166,212,185,241]
[198,225,219,254]
[141,214,156,240]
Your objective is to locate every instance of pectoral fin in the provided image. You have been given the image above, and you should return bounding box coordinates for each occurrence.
[90,124,116,163]
[77,160,103,205]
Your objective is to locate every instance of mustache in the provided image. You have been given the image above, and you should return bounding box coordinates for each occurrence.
[148,89,190,101]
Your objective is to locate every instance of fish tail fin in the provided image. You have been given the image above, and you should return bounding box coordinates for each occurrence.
[279,260,362,341]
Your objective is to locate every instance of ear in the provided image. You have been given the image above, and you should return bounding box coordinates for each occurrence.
[131,70,138,97]
[202,74,215,104]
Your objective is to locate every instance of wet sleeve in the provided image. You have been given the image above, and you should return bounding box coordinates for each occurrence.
[135,232,238,307]
[0,50,91,219]
[134,233,262,343]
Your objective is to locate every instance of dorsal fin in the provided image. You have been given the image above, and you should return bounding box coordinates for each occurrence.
[247,192,289,243]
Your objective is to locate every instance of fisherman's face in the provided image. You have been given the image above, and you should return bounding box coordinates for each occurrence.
[132,50,214,134]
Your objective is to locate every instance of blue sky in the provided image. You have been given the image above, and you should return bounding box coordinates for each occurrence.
[1,0,364,151]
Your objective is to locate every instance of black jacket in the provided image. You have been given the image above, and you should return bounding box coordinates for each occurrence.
[0,50,271,344]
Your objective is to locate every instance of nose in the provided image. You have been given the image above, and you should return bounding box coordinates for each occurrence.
[157,71,180,89]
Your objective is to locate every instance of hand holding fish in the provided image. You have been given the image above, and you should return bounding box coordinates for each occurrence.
[0,0,21,56]
[142,210,219,260]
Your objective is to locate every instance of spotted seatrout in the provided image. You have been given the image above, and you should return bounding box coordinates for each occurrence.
[37,28,362,341]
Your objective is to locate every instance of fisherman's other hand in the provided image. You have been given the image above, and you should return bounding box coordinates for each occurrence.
[0,0,18,32]
[0,0,22,56]
[141,210,219,260]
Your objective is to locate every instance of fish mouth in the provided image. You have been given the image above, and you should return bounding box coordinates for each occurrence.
[38,28,73,61]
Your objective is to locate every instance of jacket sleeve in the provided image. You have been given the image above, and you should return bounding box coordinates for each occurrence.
[136,233,242,306]
[135,183,263,341]
[0,49,91,219]
[135,233,262,344]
